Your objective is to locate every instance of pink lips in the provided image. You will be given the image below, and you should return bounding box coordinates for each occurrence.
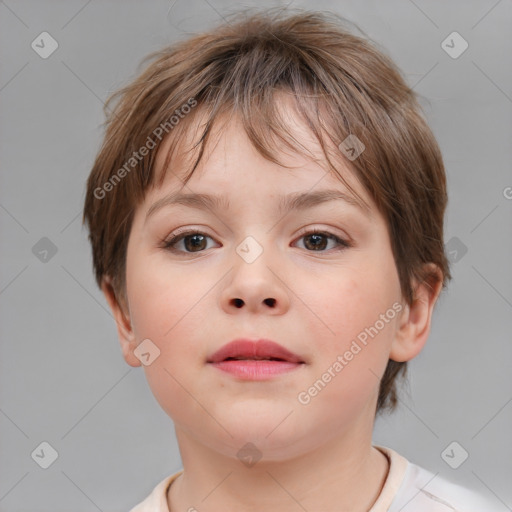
[207,339,305,380]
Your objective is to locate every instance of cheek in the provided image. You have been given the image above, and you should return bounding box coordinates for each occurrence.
[126,259,209,418]
[125,253,212,388]
[297,264,398,413]
[126,249,191,337]
[297,280,396,424]
[305,264,395,349]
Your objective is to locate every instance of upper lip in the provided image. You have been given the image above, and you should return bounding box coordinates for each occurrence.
[207,339,304,364]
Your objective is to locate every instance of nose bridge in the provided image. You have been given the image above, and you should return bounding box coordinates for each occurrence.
[235,234,267,266]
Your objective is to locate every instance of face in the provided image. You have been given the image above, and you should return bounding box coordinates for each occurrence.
[111,103,415,461]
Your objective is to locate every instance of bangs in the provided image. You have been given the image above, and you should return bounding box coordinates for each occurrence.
[152,89,371,217]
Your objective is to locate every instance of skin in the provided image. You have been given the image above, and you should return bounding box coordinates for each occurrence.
[102,99,443,512]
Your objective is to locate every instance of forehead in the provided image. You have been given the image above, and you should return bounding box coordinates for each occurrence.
[150,96,372,212]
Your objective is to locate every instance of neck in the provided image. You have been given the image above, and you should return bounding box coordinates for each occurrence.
[168,428,389,512]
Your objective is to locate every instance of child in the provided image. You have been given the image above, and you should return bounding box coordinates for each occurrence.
[83,8,496,511]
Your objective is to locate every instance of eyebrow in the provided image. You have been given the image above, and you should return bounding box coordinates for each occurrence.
[145,188,371,223]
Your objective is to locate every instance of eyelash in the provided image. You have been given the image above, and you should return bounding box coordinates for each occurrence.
[160,228,351,255]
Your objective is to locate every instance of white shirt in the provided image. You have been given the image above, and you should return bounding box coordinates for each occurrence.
[129,445,498,511]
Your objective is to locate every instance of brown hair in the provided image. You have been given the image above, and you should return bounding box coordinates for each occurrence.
[82,8,451,415]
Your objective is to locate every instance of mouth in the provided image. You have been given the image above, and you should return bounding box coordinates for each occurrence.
[207,339,305,364]
[207,339,305,380]
[223,356,290,361]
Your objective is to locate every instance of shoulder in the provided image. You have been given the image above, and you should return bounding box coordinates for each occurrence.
[129,470,183,512]
[384,449,497,512]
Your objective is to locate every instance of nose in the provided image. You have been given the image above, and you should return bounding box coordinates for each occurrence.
[220,242,290,315]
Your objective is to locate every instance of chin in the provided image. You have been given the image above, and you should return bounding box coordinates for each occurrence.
[217,411,310,450]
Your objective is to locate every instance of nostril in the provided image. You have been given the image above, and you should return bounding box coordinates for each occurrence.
[233,298,244,308]
[264,298,276,307]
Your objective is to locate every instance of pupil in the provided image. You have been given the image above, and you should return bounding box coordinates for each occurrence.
[306,234,326,251]
[186,234,206,251]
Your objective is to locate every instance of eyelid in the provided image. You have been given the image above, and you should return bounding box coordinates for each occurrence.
[294,225,350,241]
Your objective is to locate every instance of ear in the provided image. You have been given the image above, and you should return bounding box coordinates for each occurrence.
[101,276,141,367]
[390,264,444,363]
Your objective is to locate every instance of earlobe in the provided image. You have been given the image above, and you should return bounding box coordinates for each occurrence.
[101,276,141,368]
[390,264,444,363]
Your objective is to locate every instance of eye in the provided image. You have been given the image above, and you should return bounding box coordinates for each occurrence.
[160,228,351,255]
[161,230,218,254]
[294,229,350,252]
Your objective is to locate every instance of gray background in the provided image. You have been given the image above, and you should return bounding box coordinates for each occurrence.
[1,0,511,511]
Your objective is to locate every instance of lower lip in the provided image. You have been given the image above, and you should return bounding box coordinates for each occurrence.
[209,360,303,380]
